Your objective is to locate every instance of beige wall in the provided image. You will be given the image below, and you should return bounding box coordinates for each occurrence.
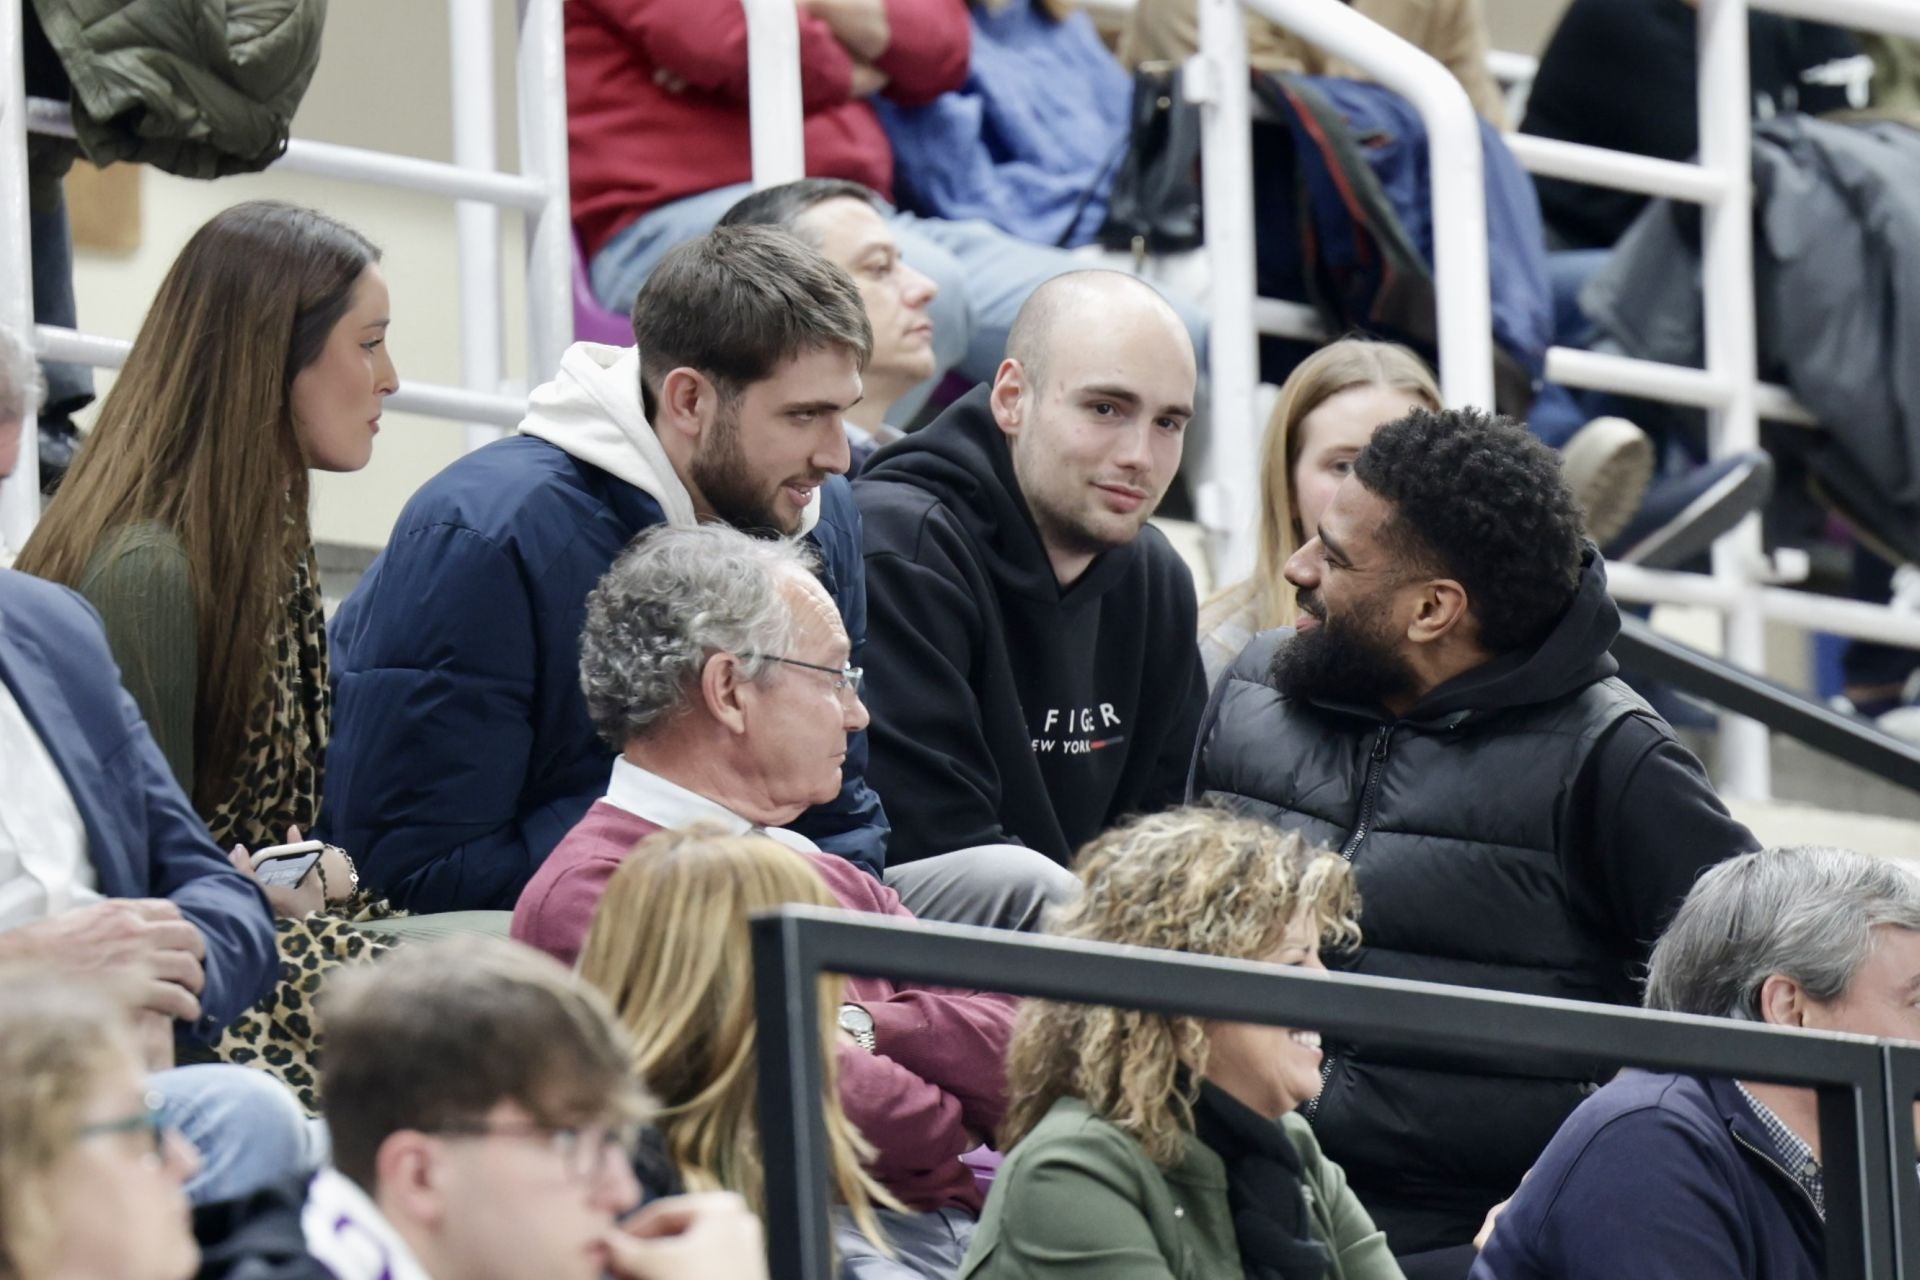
[1484,0,1573,58]
[66,0,529,549]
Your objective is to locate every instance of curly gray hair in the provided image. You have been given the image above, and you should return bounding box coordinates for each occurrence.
[580,523,819,748]
[0,323,44,425]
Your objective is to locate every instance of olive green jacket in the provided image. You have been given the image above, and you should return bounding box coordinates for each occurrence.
[29,0,326,177]
[962,1098,1403,1280]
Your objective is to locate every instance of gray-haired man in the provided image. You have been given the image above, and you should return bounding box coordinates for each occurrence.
[512,522,1057,1275]
[512,521,1077,965]
[1474,845,1920,1280]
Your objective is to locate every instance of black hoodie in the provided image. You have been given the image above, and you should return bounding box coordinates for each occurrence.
[854,386,1207,866]
[1192,550,1760,1252]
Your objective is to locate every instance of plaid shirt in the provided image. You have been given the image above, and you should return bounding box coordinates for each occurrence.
[1736,1083,1824,1218]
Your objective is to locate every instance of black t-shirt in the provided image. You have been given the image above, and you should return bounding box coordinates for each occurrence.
[1521,0,1859,250]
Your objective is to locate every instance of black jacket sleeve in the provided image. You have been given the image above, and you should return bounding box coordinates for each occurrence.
[859,526,1014,860]
[1577,716,1761,958]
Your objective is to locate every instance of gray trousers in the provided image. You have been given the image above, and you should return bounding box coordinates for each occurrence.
[882,844,1079,935]
[834,1206,978,1279]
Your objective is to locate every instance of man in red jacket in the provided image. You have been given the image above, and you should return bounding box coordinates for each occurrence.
[515,521,1071,1272]
[568,0,1206,418]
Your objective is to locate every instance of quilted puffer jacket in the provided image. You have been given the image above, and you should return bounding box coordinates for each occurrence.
[29,0,326,178]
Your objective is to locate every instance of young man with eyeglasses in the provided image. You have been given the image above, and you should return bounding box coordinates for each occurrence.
[514,523,1032,1275]
[306,936,766,1280]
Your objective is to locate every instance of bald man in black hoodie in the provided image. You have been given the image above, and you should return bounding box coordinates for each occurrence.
[855,272,1207,867]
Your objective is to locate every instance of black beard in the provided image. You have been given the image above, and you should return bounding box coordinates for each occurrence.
[1270,612,1420,709]
[690,410,791,536]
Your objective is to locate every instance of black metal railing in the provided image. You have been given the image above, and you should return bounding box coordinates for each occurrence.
[1614,614,1920,794]
[752,906,1920,1280]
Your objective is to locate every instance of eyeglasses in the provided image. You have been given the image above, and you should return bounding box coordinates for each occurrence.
[76,1091,169,1164]
[743,654,864,697]
[428,1120,643,1182]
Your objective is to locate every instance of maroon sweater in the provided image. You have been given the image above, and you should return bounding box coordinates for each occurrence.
[512,801,1012,1213]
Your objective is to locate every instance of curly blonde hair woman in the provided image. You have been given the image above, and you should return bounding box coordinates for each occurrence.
[577,829,905,1274]
[962,808,1402,1280]
[0,972,200,1280]
[1199,341,1441,687]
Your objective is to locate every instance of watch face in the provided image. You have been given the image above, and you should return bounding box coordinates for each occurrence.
[839,1004,874,1034]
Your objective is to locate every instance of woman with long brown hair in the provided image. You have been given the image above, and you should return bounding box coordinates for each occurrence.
[17,200,400,1107]
[1198,340,1441,687]
[578,827,923,1277]
[961,807,1400,1280]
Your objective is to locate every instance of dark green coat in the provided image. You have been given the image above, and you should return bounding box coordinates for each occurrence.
[961,1097,1403,1280]
[30,0,326,177]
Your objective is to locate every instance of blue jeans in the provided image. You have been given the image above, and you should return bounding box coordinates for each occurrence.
[1527,248,1619,449]
[591,187,1209,421]
[154,1064,322,1205]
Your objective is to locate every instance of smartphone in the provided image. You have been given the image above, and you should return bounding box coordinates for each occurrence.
[252,840,324,889]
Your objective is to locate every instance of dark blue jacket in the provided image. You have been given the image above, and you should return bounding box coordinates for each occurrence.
[0,569,277,1036]
[321,435,886,912]
[1471,1070,1823,1280]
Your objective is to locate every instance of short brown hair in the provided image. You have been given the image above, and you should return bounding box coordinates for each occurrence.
[630,225,873,417]
[319,937,642,1192]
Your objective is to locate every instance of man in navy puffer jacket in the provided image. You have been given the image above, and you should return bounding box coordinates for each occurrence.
[322,228,888,912]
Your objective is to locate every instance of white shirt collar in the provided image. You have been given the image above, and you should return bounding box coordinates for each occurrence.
[303,1167,435,1280]
[603,757,820,854]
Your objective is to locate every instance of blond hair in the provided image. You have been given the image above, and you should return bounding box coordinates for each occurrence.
[0,971,143,1280]
[1002,808,1360,1167]
[1203,339,1441,635]
[578,827,897,1244]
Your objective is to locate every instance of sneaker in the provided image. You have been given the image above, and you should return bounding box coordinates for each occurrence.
[1609,450,1775,570]
[1559,416,1654,546]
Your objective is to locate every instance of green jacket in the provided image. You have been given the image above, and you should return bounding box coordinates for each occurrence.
[962,1097,1403,1280]
[29,0,326,178]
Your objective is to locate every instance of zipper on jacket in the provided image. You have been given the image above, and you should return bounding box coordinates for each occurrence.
[1729,1128,1824,1221]
[1309,727,1394,1124]
[1303,1051,1338,1122]
[1337,726,1394,862]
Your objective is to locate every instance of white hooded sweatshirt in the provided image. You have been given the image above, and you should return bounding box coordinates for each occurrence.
[516,342,822,536]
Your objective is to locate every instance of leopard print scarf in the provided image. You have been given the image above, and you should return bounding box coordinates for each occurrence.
[204,548,329,849]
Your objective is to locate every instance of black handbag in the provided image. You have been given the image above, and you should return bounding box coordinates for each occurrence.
[1097,60,1205,262]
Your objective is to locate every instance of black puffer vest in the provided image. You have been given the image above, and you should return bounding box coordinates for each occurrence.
[1189,554,1670,1250]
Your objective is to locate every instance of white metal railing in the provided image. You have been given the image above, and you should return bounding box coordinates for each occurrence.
[0,0,573,551]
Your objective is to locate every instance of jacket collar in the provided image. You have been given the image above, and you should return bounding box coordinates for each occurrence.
[1704,1076,1825,1218]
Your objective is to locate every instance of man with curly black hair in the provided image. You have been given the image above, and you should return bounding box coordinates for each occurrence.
[1190,407,1758,1263]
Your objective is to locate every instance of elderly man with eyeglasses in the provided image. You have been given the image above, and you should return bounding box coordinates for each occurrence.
[513,522,1035,1273]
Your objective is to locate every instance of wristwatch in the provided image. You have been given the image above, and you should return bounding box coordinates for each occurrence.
[838,1003,877,1053]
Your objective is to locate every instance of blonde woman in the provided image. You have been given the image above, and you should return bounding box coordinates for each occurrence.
[1199,341,1441,686]
[0,971,201,1280]
[581,828,955,1279]
[961,808,1401,1280]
